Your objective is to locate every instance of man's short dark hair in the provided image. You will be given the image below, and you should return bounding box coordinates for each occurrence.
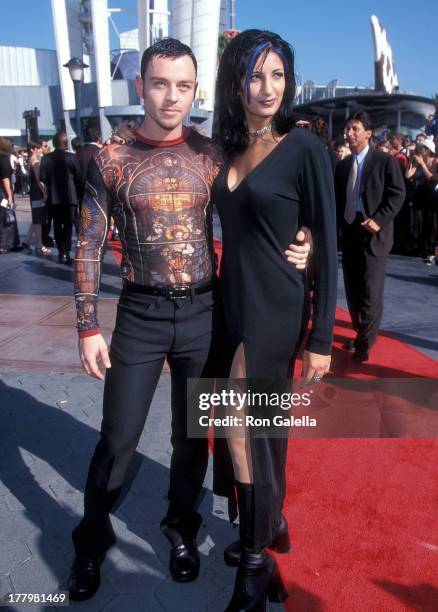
[83,125,101,143]
[53,131,69,149]
[71,136,83,152]
[348,112,373,132]
[28,140,42,151]
[140,38,197,79]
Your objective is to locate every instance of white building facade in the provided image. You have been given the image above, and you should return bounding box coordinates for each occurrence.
[0,0,224,141]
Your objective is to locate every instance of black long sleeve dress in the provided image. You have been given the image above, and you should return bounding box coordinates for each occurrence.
[211,127,338,549]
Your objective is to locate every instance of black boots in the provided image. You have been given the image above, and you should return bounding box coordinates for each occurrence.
[224,513,291,567]
[225,550,289,612]
[224,482,289,612]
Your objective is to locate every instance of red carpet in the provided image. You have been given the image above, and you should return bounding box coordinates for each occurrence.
[110,239,438,610]
[278,322,438,611]
[280,303,438,611]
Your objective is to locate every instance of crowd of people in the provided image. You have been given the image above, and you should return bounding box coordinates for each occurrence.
[0,126,103,260]
[303,107,438,262]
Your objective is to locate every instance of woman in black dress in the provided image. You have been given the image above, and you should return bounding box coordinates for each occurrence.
[212,30,338,610]
[22,141,51,255]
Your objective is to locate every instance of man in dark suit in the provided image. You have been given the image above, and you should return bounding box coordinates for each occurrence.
[40,131,82,264]
[335,112,405,361]
[76,125,102,185]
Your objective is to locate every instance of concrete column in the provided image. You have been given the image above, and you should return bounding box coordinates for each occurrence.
[98,107,112,142]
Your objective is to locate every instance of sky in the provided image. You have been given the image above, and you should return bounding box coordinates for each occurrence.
[0,0,437,98]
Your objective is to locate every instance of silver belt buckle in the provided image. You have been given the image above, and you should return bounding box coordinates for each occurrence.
[168,285,189,299]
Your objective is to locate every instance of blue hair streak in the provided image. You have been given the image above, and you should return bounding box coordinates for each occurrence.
[244,42,290,101]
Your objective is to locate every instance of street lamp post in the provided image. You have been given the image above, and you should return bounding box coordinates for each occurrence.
[22,108,40,146]
[63,58,89,137]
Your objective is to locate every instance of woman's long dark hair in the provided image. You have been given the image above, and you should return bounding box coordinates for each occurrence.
[216,29,296,158]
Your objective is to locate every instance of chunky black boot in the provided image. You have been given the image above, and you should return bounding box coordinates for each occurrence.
[224,513,291,567]
[224,482,289,611]
[225,550,289,611]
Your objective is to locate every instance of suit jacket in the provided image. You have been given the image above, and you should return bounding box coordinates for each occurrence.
[77,143,101,182]
[40,148,82,207]
[334,145,406,256]
[75,143,101,201]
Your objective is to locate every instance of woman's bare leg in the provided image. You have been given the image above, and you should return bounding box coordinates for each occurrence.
[226,343,253,484]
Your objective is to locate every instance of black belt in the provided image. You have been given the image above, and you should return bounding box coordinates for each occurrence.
[125,281,213,300]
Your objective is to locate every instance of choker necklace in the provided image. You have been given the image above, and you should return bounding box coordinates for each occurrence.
[248,124,273,138]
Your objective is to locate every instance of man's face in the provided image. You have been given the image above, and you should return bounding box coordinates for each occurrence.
[416,144,428,159]
[346,120,372,152]
[390,135,401,149]
[136,55,197,132]
[335,145,349,160]
[41,141,49,154]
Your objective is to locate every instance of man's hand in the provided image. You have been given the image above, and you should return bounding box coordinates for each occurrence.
[296,120,311,129]
[361,218,381,234]
[284,226,312,269]
[111,121,137,145]
[301,350,331,386]
[79,334,111,381]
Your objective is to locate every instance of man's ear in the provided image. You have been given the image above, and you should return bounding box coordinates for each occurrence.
[193,82,198,101]
[135,75,144,100]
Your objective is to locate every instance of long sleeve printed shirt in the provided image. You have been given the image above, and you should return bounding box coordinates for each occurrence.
[74,129,223,337]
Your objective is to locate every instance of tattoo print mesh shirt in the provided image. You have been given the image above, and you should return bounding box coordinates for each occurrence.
[74,129,223,336]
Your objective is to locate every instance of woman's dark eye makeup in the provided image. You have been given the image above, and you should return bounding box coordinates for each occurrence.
[250,70,284,80]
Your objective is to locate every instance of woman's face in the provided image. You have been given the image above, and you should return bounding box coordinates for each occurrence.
[240,50,286,122]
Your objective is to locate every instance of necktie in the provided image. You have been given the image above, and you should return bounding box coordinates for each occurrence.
[344,156,358,224]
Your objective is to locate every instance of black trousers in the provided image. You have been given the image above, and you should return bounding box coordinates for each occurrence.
[72,282,215,556]
[49,205,77,255]
[342,218,387,349]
